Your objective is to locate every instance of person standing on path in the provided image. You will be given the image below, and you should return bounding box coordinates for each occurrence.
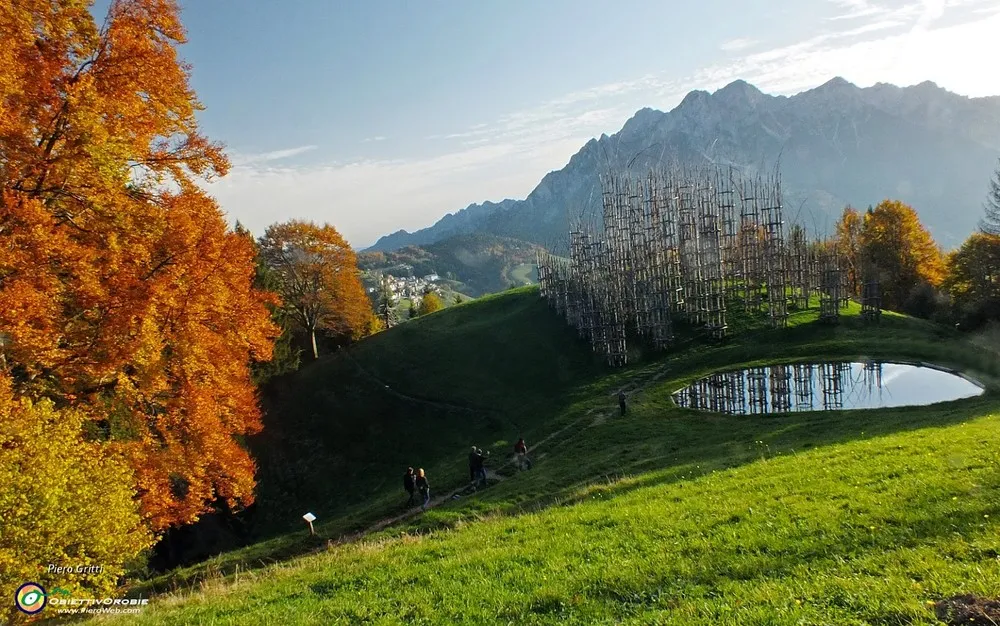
[468,446,479,485]
[514,438,531,470]
[416,468,430,510]
[476,448,490,488]
[403,467,416,506]
[619,390,628,416]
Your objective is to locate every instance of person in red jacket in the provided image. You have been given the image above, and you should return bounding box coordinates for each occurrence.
[514,437,532,470]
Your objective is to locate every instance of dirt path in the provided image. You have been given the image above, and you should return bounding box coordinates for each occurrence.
[339,347,501,415]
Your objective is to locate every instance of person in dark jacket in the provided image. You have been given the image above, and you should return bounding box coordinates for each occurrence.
[618,390,627,416]
[416,468,430,510]
[468,446,479,484]
[474,448,488,487]
[514,438,532,470]
[403,467,416,506]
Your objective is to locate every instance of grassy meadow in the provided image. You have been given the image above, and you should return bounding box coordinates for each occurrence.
[97,288,1000,625]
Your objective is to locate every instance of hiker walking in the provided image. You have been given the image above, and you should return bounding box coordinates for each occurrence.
[618,390,627,416]
[514,437,532,470]
[403,467,416,506]
[474,448,488,488]
[468,446,479,485]
[416,468,430,510]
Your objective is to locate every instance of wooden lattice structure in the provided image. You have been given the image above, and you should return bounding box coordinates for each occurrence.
[537,164,853,367]
[816,247,852,323]
[860,263,882,323]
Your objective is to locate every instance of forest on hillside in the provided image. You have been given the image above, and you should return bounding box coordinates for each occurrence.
[358,233,543,296]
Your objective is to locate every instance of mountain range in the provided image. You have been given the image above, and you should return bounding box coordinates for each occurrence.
[367,78,1000,253]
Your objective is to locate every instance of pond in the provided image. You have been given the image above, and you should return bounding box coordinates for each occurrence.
[672,361,985,415]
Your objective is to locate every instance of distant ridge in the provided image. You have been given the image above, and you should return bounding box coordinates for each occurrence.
[366,199,519,252]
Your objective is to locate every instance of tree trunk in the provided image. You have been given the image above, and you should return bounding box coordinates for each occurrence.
[310,329,318,360]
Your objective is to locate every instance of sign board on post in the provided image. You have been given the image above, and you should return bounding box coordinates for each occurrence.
[302,512,317,535]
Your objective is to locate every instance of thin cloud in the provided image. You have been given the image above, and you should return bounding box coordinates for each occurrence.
[828,0,887,20]
[844,19,908,35]
[721,38,760,52]
[232,145,318,165]
[702,4,1000,97]
[912,0,945,32]
[362,136,387,143]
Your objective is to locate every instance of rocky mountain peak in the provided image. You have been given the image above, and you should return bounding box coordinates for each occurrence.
[713,79,767,109]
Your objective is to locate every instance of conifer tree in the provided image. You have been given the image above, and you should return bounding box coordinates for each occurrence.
[980,158,1000,236]
[376,276,398,329]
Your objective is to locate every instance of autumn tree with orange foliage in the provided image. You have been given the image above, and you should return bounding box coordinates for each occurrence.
[0,0,278,564]
[859,200,945,312]
[259,220,374,359]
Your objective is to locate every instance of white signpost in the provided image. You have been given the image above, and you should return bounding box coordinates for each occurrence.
[302,512,317,535]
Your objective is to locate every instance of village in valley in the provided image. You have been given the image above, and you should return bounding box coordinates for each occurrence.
[366,266,443,304]
[362,264,471,322]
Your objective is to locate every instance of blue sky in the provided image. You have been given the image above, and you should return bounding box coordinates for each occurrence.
[95,0,1000,246]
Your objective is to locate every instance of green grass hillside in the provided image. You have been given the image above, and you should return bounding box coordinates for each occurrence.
[141,289,609,575]
[245,290,604,534]
[107,289,1000,625]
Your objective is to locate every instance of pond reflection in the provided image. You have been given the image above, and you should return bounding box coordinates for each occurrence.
[672,362,984,415]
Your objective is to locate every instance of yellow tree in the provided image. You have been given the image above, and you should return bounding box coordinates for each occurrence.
[860,200,945,311]
[0,374,154,620]
[259,220,372,359]
[0,0,279,536]
[418,292,445,316]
